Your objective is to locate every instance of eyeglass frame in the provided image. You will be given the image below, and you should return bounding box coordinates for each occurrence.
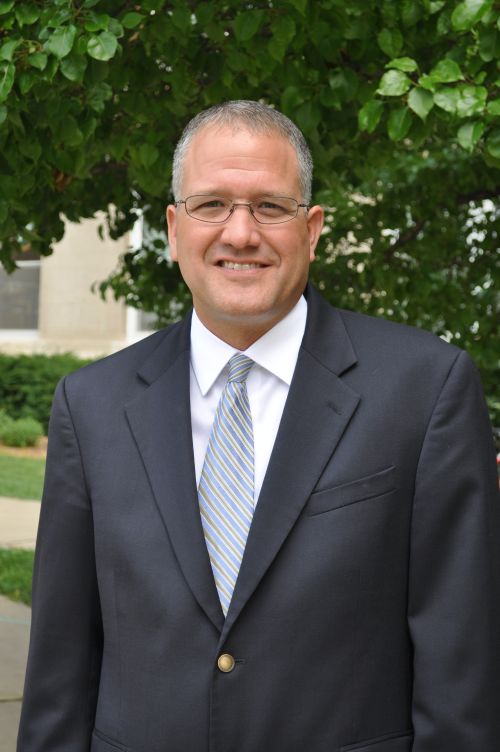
[174,194,310,225]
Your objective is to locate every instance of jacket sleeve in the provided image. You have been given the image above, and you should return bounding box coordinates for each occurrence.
[17,376,102,752]
[408,350,500,750]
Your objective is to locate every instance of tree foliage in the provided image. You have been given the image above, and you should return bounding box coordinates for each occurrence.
[0,0,499,420]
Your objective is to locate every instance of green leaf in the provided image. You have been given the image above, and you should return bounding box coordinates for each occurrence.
[171,6,191,32]
[418,74,437,92]
[60,115,84,147]
[108,19,124,38]
[408,87,434,119]
[377,28,403,58]
[44,26,77,59]
[387,107,412,140]
[288,0,307,12]
[456,85,487,118]
[424,0,446,12]
[358,99,383,133]
[87,82,113,112]
[121,12,144,29]
[478,28,500,62]
[87,32,118,61]
[386,57,418,73]
[84,13,110,32]
[19,137,42,161]
[269,16,296,62]
[0,63,15,102]
[428,58,464,83]
[0,104,6,125]
[401,0,421,27]
[139,143,159,168]
[377,69,411,96]
[19,70,35,94]
[60,54,87,82]
[0,39,19,62]
[233,10,263,42]
[451,0,492,31]
[15,4,40,26]
[0,1,14,14]
[487,99,500,116]
[485,128,500,158]
[295,100,321,132]
[281,85,305,113]
[433,87,460,113]
[457,120,485,151]
[27,52,48,70]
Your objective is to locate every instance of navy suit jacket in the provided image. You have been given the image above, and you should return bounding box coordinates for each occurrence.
[18,285,500,752]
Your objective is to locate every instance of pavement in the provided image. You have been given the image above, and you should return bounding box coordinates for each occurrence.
[0,496,40,751]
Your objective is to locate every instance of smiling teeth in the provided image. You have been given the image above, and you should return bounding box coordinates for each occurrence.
[221,262,262,270]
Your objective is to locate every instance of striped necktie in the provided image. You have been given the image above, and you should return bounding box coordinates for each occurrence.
[198,353,255,615]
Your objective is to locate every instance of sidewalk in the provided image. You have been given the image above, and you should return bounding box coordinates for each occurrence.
[0,596,31,752]
[0,497,39,750]
[0,497,40,550]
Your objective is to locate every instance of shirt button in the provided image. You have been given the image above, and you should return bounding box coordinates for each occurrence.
[217,653,235,673]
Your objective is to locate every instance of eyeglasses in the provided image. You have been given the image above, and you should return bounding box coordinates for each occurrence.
[175,195,309,224]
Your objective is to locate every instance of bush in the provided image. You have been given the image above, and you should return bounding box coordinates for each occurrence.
[0,416,44,447]
[0,408,14,434]
[0,353,92,433]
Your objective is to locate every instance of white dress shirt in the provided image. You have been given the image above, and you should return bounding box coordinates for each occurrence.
[189,296,307,504]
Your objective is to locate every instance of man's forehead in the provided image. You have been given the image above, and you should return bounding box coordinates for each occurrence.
[187,122,294,157]
[182,124,299,188]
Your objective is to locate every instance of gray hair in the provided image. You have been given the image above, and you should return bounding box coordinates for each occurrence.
[171,100,313,203]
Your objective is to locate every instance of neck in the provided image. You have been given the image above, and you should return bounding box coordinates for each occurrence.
[194,312,283,351]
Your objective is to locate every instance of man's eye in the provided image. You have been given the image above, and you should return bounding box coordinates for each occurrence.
[197,199,225,209]
[256,199,292,216]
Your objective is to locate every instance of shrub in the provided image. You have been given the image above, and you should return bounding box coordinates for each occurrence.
[0,416,44,447]
[0,409,14,434]
[0,353,92,433]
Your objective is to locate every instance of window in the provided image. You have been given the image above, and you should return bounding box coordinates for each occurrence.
[0,252,40,331]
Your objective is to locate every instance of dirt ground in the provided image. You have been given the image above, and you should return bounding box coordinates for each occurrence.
[0,436,47,460]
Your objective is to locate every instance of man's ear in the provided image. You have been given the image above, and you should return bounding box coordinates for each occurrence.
[166,204,178,261]
[306,204,324,261]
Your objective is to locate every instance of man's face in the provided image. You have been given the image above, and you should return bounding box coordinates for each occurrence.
[166,125,324,345]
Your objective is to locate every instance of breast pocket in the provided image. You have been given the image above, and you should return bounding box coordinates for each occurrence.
[91,729,129,752]
[306,465,396,517]
[340,730,413,751]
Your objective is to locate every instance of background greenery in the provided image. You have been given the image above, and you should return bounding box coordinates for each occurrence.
[0,453,45,499]
[0,353,92,432]
[0,0,498,422]
[0,548,35,604]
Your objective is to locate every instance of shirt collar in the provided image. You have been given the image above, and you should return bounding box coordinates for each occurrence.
[190,296,307,396]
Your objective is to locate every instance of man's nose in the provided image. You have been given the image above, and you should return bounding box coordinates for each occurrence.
[219,204,261,248]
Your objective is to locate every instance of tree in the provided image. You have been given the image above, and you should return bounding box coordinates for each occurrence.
[0,0,499,423]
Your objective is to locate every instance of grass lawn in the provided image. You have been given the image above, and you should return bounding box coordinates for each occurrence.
[0,548,34,605]
[0,453,45,500]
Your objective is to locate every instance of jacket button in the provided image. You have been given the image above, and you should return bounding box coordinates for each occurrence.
[217,653,235,673]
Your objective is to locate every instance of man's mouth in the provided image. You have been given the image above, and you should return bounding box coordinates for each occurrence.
[218,261,266,270]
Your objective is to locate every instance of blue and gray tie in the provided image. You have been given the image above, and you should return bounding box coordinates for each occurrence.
[198,353,255,615]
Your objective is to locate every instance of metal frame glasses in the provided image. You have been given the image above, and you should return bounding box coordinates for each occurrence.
[175,195,309,225]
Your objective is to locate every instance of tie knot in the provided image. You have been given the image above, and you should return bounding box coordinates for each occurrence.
[227,353,254,383]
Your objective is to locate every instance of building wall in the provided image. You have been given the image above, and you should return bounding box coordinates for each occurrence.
[38,216,129,357]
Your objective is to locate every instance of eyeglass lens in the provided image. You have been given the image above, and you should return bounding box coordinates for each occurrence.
[184,195,299,224]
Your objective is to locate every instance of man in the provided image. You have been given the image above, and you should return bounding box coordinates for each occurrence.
[18,101,499,752]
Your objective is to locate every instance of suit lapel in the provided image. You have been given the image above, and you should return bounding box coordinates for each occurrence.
[221,287,360,641]
[125,316,224,633]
